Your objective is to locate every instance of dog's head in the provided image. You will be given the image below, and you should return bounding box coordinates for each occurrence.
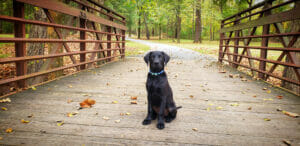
[144,51,170,72]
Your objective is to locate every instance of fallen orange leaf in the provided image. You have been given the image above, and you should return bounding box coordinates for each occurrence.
[131,96,137,100]
[276,95,283,99]
[80,98,96,108]
[5,128,13,133]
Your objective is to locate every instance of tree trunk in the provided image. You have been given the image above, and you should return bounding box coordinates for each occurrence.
[282,1,300,94]
[144,12,150,40]
[159,23,161,40]
[210,23,213,41]
[138,13,141,39]
[128,25,132,37]
[176,0,181,43]
[194,0,202,43]
[27,8,48,85]
[152,27,154,37]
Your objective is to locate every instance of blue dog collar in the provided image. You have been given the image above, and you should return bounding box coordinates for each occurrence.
[149,70,164,76]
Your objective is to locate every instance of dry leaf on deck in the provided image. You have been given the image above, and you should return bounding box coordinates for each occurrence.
[131,101,137,104]
[248,107,252,110]
[131,96,137,100]
[264,118,271,121]
[5,128,13,133]
[0,98,11,103]
[230,103,239,107]
[1,107,8,111]
[79,98,96,108]
[216,106,223,110]
[276,95,283,99]
[206,107,210,111]
[31,86,37,90]
[21,119,30,123]
[263,98,273,101]
[103,116,110,120]
[219,71,226,73]
[282,111,299,118]
[282,139,291,146]
[125,112,131,115]
[112,101,118,104]
[67,99,73,103]
[115,119,121,123]
[189,95,194,98]
[28,114,34,118]
[192,128,198,131]
[57,121,64,126]
[67,112,78,117]
[266,90,271,94]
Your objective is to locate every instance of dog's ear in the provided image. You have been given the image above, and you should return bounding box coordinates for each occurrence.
[162,52,170,65]
[144,52,151,65]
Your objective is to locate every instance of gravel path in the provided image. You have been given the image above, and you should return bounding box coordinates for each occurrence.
[127,38,215,61]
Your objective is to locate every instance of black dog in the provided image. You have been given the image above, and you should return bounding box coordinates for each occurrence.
[142,51,182,129]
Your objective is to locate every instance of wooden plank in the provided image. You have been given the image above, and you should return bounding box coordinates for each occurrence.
[220,8,300,33]
[13,0,27,88]
[16,0,127,30]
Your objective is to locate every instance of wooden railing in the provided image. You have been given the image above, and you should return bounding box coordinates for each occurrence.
[0,0,126,95]
[219,0,300,88]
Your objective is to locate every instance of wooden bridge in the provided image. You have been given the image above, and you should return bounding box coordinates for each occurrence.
[0,0,299,145]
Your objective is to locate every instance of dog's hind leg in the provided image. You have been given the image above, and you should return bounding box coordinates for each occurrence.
[165,110,177,123]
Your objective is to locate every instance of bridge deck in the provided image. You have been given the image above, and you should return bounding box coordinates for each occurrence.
[0,57,299,145]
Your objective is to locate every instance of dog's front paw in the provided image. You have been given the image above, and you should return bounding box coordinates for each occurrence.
[157,122,165,129]
[142,119,151,125]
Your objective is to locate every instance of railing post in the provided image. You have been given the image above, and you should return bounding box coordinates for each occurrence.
[13,0,27,88]
[233,15,240,68]
[218,21,224,63]
[80,8,86,70]
[258,1,272,79]
[121,18,126,59]
[107,11,113,61]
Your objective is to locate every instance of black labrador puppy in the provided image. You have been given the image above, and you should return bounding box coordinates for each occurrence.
[142,51,181,129]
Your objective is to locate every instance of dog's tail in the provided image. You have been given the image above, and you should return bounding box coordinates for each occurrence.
[169,106,182,112]
[176,106,182,110]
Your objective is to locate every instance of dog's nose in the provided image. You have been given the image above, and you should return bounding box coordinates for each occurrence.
[154,62,159,65]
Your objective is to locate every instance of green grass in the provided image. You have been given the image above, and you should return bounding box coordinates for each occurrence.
[125,40,150,56]
[147,39,283,60]
[0,34,29,38]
